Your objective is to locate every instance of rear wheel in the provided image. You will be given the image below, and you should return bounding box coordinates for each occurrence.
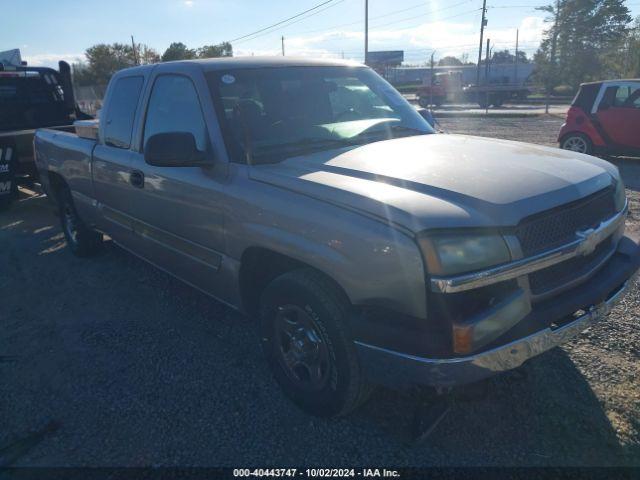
[259,269,372,417]
[58,187,103,257]
[561,133,592,155]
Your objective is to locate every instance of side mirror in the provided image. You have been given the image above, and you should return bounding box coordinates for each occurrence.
[144,132,210,167]
[415,107,436,128]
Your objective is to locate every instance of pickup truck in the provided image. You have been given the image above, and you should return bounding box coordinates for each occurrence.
[0,57,90,209]
[34,58,640,417]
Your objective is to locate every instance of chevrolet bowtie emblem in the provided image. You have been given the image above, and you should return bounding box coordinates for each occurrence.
[576,227,599,256]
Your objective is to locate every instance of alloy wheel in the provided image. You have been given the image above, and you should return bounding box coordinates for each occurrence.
[274,304,331,391]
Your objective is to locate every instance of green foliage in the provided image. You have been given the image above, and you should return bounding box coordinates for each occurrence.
[197,42,233,59]
[161,41,234,62]
[73,39,233,87]
[491,49,529,64]
[82,43,135,85]
[72,42,160,86]
[534,0,632,89]
[161,42,197,62]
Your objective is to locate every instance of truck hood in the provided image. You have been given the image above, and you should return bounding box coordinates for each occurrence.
[249,134,618,232]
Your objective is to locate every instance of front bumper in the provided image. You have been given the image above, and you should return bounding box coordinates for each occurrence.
[355,234,640,387]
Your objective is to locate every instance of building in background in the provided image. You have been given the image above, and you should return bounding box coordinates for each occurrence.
[386,62,536,86]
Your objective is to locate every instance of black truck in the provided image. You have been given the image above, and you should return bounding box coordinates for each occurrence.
[0,59,90,209]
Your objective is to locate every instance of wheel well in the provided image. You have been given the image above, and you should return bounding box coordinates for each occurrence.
[238,247,350,318]
[560,131,591,143]
[47,171,68,205]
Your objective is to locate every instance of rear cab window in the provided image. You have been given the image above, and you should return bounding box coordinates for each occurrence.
[103,76,144,149]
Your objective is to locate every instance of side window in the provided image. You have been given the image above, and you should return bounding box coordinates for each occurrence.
[600,86,617,110]
[104,76,143,149]
[143,75,207,152]
[630,89,640,109]
[614,86,631,107]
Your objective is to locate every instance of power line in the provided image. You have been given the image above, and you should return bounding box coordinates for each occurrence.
[369,7,482,31]
[232,0,347,44]
[241,0,476,42]
[229,0,339,43]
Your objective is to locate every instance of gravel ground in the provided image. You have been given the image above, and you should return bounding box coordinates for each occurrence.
[1,116,639,467]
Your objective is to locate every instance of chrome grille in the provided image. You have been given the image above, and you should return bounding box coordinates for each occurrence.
[515,187,616,257]
[528,238,614,295]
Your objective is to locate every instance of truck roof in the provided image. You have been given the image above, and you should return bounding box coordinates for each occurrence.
[118,56,363,75]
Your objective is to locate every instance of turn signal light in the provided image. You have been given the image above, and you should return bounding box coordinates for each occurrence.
[453,324,474,355]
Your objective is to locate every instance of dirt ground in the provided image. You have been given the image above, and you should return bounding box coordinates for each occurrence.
[1,115,639,467]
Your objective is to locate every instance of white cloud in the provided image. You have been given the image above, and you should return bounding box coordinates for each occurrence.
[22,53,85,68]
[184,0,194,6]
[235,15,546,63]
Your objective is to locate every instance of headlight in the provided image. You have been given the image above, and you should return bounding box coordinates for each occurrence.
[614,178,626,212]
[418,232,511,276]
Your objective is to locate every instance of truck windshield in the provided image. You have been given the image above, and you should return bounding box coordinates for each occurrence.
[207,66,434,164]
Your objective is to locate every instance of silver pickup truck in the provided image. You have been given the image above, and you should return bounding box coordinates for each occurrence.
[34,58,640,417]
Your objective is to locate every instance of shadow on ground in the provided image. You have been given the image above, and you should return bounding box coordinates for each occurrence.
[1,192,634,467]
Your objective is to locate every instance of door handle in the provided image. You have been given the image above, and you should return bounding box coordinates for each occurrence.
[130,169,144,188]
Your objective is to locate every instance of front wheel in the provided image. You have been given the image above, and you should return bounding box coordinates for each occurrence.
[259,269,372,417]
[58,187,103,257]
[561,133,592,155]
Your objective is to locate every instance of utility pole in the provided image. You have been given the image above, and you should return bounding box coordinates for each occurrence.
[546,0,560,114]
[484,38,490,114]
[429,51,435,110]
[514,28,519,84]
[131,35,139,66]
[476,0,487,86]
[364,0,369,65]
[281,36,285,56]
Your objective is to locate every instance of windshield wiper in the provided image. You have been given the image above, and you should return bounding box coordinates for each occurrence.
[351,125,429,142]
[257,137,353,151]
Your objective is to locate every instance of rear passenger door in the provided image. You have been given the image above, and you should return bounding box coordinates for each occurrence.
[92,75,144,245]
[127,72,229,297]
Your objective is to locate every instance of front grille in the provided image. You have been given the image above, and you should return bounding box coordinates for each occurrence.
[529,238,614,295]
[515,187,616,257]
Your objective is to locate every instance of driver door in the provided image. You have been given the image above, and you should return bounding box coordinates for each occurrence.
[596,84,640,150]
[126,73,228,296]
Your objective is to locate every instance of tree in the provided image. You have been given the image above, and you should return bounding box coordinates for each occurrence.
[490,49,529,64]
[611,16,640,77]
[437,56,463,67]
[161,42,196,62]
[83,43,136,85]
[138,44,161,65]
[197,42,233,59]
[534,0,631,89]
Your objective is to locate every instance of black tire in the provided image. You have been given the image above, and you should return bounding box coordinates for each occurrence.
[560,132,593,155]
[58,186,103,257]
[259,269,373,417]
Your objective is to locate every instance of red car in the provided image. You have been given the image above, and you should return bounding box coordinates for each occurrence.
[559,79,640,156]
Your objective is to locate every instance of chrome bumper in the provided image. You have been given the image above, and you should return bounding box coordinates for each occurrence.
[430,201,628,293]
[356,271,637,387]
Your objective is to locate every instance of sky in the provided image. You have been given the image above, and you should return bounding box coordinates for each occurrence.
[5,0,640,68]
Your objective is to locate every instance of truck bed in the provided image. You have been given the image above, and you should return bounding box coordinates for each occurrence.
[34,128,96,201]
